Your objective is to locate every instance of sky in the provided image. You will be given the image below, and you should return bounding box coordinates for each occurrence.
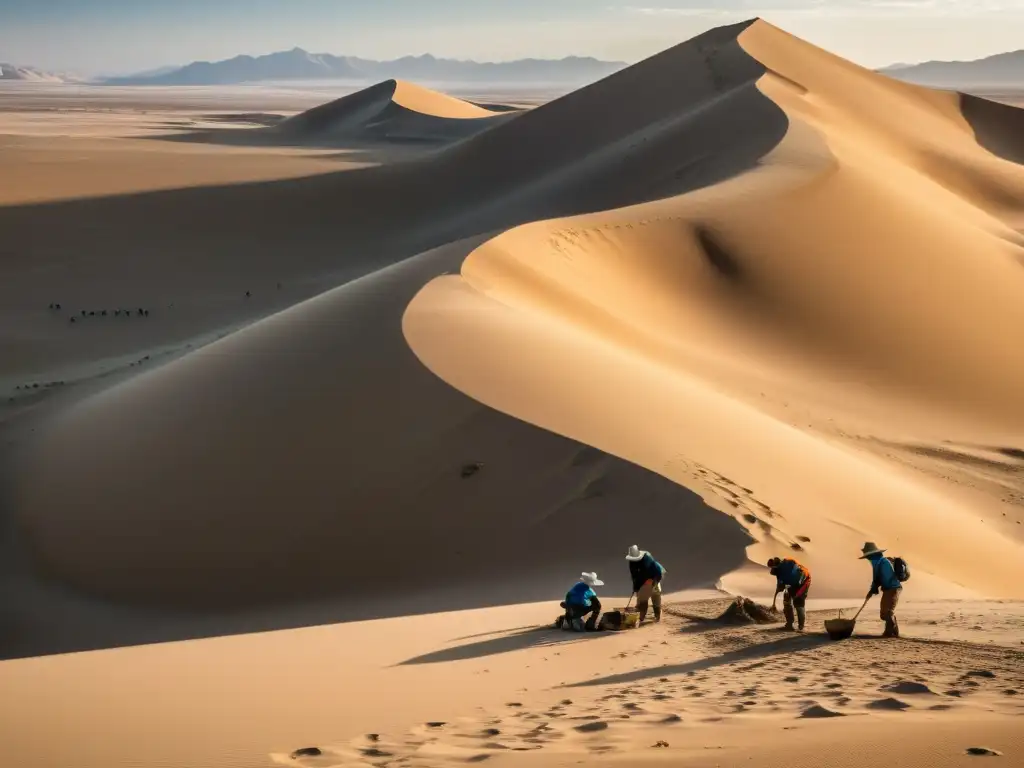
[2,0,1023,76]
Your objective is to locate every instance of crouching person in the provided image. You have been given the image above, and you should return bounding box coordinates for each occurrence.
[557,572,604,631]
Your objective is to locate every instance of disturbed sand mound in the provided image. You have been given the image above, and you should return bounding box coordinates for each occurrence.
[4,19,1024,651]
[275,79,514,143]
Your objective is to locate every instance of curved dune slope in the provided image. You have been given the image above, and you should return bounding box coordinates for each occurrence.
[405,20,1024,597]
[275,79,513,143]
[8,19,1024,633]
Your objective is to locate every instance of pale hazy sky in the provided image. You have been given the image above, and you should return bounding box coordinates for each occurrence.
[2,0,1023,76]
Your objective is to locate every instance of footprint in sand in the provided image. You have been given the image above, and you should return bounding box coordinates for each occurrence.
[966,670,997,680]
[575,721,610,733]
[867,697,911,711]
[882,682,936,696]
[800,704,845,718]
[661,714,683,724]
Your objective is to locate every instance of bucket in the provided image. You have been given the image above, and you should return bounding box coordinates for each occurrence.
[599,607,640,631]
[824,617,856,640]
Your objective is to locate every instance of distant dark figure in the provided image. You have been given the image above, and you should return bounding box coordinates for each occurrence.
[143,309,150,317]
[81,310,86,317]
[245,291,252,298]
[138,308,144,316]
[88,311,95,316]
[55,303,61,310]
[115,309,121,316]
[69,317,76,324]
[101,310,107,316]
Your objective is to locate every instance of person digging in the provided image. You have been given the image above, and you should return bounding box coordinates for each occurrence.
[860,541,902,638]
[767,556,811,631]
[626,545,666,623]
[557,572,604,631]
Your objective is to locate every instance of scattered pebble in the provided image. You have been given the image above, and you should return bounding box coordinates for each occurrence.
[965,747,1002,756]
[652,740,669,748]
[290,746,321,758]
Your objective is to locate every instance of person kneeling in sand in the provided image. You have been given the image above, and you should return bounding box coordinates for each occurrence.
[557,572,604,631]
[626,545,666,623]
[767,556,811,631]
[860,542,902,638]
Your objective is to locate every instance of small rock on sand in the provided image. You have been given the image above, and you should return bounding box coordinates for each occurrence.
[801,704,845,719]
[574,721,609,733]
[965,747,1002,756]
[660,714,683,723]
[966,670,996,679]
[652,741,669,748]
[426,722,446,728]
[290,747,322,758]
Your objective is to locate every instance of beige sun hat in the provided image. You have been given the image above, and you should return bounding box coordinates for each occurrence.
[625,545,646,561]
[859,541,886,559]
[581,572,604,587]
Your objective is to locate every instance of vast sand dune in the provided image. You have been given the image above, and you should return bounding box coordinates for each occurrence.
[2,16,1024,768]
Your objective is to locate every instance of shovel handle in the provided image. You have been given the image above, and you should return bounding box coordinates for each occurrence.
[852,595,871,621]
[626,592,635,610]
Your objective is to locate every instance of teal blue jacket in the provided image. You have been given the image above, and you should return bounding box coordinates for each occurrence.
[868,553,902,591]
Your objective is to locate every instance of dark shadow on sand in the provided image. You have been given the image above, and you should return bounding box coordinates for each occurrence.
[566,633,830,687]
[399,626,614,665]
[960,93,1024,166]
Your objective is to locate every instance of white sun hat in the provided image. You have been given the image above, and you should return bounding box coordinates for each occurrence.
[581,571,604,587]
[625,545,646,561]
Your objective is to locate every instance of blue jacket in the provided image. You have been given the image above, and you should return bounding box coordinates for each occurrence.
[629,553,664,592]
[772,559,809,589]
[868,553,902,591]
[565,581,597,607]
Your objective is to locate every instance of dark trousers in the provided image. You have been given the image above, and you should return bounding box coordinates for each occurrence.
[561,598,601,629]
[783,578,810,629]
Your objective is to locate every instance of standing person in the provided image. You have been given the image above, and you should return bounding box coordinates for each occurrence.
[557,572,604,631]
[860,542,902,638]
[626,545,665,623]
[767,556,811,631]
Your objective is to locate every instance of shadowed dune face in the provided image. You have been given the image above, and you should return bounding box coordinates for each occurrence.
[8,241,750,617]
[961,92,1024,166]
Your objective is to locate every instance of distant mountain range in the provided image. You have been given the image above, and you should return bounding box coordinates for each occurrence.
[880,50,1024,87]
[0,62,79,82]
[101,47,626,86]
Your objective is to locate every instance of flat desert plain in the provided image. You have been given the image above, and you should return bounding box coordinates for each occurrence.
[1,18,1023,768]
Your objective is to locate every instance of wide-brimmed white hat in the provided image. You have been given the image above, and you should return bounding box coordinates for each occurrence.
[625,545,646,561]
[859,541,886,559]
[581,571,604,587]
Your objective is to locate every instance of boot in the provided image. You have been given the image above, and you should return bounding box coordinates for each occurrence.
[653,604,662,623]
[882,618,896,638]
[783,604,795,631]
[796,607,806,632]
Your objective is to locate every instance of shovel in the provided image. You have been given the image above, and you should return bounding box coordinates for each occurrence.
[824,595,871,640]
